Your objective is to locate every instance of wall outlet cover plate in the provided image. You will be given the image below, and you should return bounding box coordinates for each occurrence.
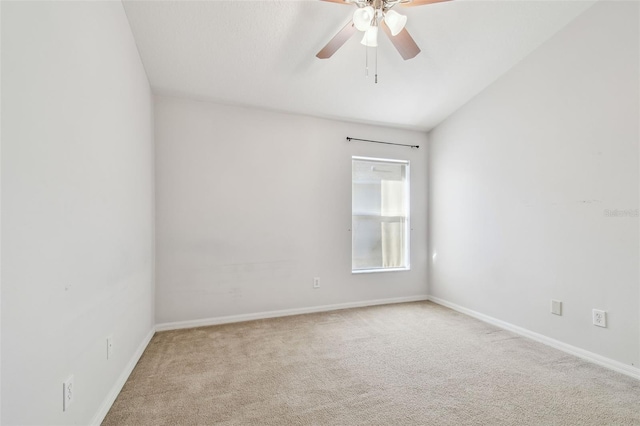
[63,375,74,412]
[592,309,607,328]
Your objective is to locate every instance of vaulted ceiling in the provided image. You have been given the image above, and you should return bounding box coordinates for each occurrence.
[122,0,596,131]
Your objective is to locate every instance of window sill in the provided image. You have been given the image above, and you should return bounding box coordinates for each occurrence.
[352,267,410,274]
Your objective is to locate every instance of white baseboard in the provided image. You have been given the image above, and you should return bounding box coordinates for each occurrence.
[90,327,155,426]
[155,295,429,332]
[427,295,640,381]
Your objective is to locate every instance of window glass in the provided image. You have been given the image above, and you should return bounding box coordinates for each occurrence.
[352,157,410,273]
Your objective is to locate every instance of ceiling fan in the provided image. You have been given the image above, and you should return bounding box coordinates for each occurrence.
[317,0,451,61]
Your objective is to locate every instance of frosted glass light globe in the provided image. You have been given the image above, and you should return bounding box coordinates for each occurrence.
[360,26,378,47]
[353,6,375,31]
[384,10,407,36]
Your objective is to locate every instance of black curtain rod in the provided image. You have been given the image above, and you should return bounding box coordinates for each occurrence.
[346,137,419,149]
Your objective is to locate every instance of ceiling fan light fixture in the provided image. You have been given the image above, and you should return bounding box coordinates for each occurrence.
[384,10,407,36]
[353,6,375,31]
[360,25,378,47]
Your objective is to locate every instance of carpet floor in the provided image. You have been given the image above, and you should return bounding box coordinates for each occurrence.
[102,301,640,425]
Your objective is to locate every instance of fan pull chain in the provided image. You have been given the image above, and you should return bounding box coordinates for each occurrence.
[365,42,369,77]
[374,13,378,83]
[375,43,378,84]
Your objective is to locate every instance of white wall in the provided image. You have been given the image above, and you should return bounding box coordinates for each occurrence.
[429,1,639,367]
[2,2,154,425]
[155,96,428,325]
[0,1,4,421]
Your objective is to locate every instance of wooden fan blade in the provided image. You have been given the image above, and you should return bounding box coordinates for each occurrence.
[316,20,357,59]
[380,21,420,60]
[320,0,351,4]
[400,0,451,7]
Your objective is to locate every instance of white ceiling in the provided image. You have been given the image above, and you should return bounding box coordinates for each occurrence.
[122,0,596,131]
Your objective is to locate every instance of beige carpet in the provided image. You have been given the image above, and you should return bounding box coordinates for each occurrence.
[103,302,640,425]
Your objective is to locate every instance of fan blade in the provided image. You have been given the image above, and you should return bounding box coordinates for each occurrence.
[320,0,351,4]
[400,0,451,7]
[380,21,420,60]
[316,20,357,59]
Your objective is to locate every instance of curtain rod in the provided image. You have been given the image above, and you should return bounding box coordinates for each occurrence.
[346,137,419,149]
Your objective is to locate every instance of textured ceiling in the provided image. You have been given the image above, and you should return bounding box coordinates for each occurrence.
[122,0,596,130]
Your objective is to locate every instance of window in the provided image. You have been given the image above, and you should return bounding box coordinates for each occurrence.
[352,156,410,273]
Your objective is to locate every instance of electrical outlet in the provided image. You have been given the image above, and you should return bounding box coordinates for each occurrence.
[313,277,320,289]
[592,309,607,328]
[107,335,114,360]
[551,300,562,316]
[63,375,74,412]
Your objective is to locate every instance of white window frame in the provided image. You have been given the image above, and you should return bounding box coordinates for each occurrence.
[351,156,410,274]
